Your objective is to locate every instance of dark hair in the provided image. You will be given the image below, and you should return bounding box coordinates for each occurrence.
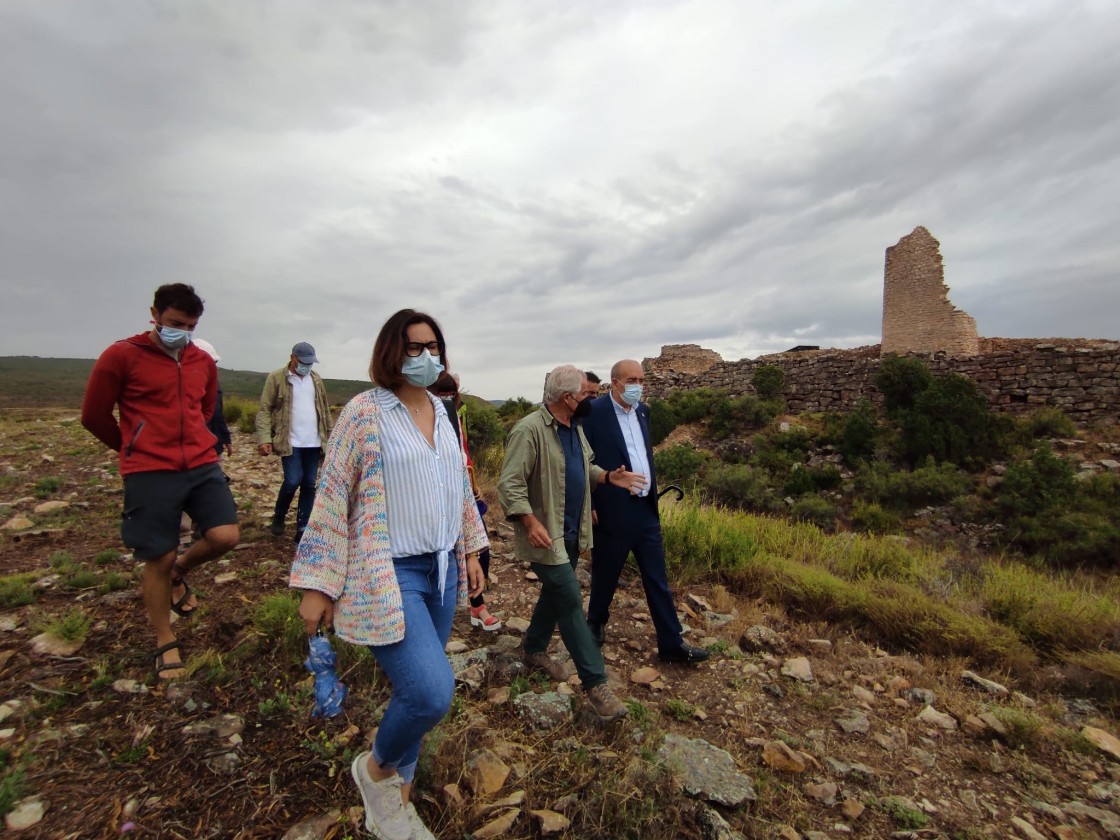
[585,371,601,384]
[369,309,448,389]
[153,283,204,317]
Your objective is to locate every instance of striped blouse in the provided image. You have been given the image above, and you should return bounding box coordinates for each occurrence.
[289,388,488,646]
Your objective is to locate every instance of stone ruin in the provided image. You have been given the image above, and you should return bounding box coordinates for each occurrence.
[643,344,723,376]
[881,226,978,357]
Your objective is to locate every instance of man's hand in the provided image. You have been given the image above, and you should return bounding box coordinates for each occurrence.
[258,443,272,456]
[608,466,648,495]
[299,590,334,635]
[520,513,554,549]
[465,553,485,598]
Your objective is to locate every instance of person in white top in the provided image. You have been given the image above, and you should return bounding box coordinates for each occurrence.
[256,341,333,544]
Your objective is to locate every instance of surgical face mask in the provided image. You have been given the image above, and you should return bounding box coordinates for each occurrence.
[402,349,444,388]
[621,383,643,406]
[296,362,312,376]
[157,325,192,350]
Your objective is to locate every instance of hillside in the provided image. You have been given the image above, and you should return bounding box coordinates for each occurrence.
[1,411,1119,838]
[0,356,375,408]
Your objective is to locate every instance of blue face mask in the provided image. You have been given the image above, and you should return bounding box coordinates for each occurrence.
[621,383,643,406]
[402,349,445,388]
[157,326,191,350]
[296,362,312,376]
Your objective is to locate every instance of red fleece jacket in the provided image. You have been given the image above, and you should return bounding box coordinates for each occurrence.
[81,333,220,476]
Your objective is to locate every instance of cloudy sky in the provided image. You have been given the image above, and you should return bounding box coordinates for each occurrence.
[2,1,1117,400]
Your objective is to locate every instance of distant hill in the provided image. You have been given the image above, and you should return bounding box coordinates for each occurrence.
[0,356,373,409]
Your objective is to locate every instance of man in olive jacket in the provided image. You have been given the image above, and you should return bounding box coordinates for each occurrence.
[256,342,333,543]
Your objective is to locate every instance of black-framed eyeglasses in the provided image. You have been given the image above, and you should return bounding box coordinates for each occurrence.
[405,341,442,357]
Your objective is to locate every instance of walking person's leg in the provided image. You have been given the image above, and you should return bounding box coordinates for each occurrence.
[173,464,240,615]
[271,452,302,534]
[587,527,632,644]
[355,554,457,840]
[294,447,320,542]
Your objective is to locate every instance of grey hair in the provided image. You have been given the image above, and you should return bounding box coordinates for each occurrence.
[543,364,584,404]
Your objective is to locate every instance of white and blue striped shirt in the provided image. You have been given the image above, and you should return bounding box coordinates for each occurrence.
[373,388,466,594]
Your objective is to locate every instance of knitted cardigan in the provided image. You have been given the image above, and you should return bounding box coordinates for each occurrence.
[289,388,489,646]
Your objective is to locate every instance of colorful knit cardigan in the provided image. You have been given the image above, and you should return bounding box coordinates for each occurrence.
[289,388,489,646]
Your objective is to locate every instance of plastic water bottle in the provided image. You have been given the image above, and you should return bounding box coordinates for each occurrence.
[305,631,347,718]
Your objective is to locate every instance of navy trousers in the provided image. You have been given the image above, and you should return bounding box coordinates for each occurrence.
[588,499,683,654]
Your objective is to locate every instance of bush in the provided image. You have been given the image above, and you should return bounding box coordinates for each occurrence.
[993,446,1120,566]
[782,466,815,497]
[497,397,536,429]
[33,477,62,499]
[1018,407,1077,441]
[849,501,900,533]
[654,443,708,486]
[856,461,972,511]
[667,388,728,423]
[701,464,779,513]
[463,402,504,452]
[222,398,245,425]
[791,496,837,531]
[839,399,878,466]
[647,399,677,445]
[752,365,785,399]
[709,395,779,439]
[876,354,933,414]
[238,410,256,436]
[894,373,1009,470]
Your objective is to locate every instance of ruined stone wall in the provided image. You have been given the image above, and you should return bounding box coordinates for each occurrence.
[644,340,1120,425]
[882,226,979,357]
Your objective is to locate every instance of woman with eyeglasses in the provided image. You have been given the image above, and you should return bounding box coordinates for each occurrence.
[291,308,486,840]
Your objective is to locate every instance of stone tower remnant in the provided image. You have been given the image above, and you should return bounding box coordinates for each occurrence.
[881,226,978,357]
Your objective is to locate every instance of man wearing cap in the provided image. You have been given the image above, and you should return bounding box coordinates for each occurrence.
[256,342,333,543]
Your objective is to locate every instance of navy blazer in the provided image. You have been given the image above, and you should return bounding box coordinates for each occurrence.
[582,393,659,526]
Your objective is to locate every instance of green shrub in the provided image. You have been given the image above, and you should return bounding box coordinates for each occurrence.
[238,411,256,435]
[791,496,837,531]
[497,397,536,429]
[667,388,727,423]
[989,445,1120,566]
[895,373,1009,469]
[1018,407,1076,441]
[876,354,933,413]
[0,574,37,609]
[93,549,118,566]
[701,464,779,513]
[809,464,843,491]
[856,461,972,511]
[782,466,815,497]
[752,365,786,399]
[37,608,91,642]
[49,550,75,571]
[839,399,879,466]
[463,402,504,451]
[251,592,306,662]
[648,399,677,445]
[850,501,900,534]
[222,398,244,425]
[751,443,796,477]
[709,395,779,439]
[33,477,63,499]
[654,443,708,486]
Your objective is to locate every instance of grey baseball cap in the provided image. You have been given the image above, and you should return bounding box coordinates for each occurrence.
[292,342,319,364]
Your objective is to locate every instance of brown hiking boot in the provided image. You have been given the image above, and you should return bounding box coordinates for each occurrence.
[522,651,567,682]
[586,683,627,722]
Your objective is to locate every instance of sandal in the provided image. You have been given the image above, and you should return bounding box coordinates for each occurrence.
[170,573,197,617]
[470,605,502,632]
[152,641,184,681]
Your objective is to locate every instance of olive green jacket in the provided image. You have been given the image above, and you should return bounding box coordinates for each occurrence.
[255,366,333,457]
[497,405,605,565]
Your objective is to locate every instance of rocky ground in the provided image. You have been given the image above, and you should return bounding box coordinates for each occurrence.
[1,409,1119,839]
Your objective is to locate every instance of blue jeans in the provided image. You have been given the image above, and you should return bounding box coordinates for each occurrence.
[370,552,458,783]
[273,447,320,533]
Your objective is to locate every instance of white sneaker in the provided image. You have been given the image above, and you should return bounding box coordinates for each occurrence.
[406,803,436,840]
[350,752,410,840]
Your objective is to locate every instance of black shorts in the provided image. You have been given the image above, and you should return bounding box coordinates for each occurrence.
[121,463,238,560]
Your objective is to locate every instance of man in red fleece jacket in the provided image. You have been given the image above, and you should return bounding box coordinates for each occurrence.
[82,284,240,680]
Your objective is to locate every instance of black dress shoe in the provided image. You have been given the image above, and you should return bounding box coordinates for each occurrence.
[587,621,605,647]
[658,643,710,664]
